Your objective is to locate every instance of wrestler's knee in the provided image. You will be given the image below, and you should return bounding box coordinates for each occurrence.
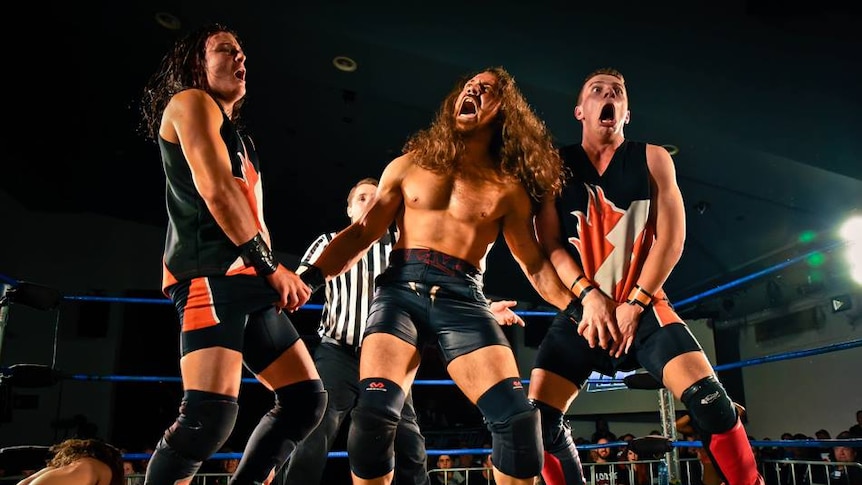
[164,390,238,461]
[680,376,737,434]
[478,378,543,478]
[532,399,573,452]
[270,379,328,441]
[347,378,406,479]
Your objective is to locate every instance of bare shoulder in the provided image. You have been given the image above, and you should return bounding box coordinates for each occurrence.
[387,152,416,173]
[15,458,114,485]
[161,89,221,142]
[379,153,416,185]
[645,143,674,166]
[165,88,219,117]
[645,143,676,176]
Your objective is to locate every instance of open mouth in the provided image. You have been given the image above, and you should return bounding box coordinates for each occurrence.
[235,69,246,81]
[599,103,615,123]
[458,97,478,116]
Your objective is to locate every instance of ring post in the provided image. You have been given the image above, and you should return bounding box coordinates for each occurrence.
[659,388,680,484]
[0,283,10,365]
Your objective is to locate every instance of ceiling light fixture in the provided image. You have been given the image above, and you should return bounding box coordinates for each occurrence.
[332,56,358,73]
[154,12,182,31]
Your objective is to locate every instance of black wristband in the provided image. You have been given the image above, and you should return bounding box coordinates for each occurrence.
[299,265,326,294]
[562,298,581,322]
[240,233,279,276]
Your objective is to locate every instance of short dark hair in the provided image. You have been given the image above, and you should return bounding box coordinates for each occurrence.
[577,67,626,105]
[347,177,379,204]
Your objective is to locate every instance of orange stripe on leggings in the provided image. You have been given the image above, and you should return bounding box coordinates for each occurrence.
[182,278,220,331]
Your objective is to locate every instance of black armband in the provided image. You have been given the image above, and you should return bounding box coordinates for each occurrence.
[240,233,279,276]
[299,265,326,294]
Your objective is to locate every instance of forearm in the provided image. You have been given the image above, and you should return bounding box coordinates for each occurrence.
[310,223,378,279]
[635,235,684,296]
[546,246,589,295]
[525,260,577,311]
[204,183,263,245]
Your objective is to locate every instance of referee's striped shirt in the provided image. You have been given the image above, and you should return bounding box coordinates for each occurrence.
[298,231,393,349]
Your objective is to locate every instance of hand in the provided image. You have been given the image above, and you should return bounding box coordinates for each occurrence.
[613,302,643,357]
[573,290,621,353]
[266,265,312,312]
[489,300,525,327]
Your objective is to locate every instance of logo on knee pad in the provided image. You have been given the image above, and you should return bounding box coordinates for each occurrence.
[701,391,721,405]
[366,381,388,391]
[511,380,524,391]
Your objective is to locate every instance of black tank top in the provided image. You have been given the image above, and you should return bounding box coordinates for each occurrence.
[159,93,267,291]
[556,141,680,324]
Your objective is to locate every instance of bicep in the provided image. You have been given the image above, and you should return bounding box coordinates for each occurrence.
[646,145,685,235]
[535,195,564,254]
[501,191,546,268]
[168,91,235,197]
[357,158,407,239]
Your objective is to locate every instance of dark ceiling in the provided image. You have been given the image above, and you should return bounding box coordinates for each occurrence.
[7,1,861,313]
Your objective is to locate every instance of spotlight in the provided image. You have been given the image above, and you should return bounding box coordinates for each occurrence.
[839,215,862,284]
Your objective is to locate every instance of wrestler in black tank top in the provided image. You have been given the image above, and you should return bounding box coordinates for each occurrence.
[556,140,652,303]
[159,93,267,291]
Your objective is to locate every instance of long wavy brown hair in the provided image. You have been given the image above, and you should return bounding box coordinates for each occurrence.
[139,23,244,142]
[403,66,565,204]
[46,438,124,485]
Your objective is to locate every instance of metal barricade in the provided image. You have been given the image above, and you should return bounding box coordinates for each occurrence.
[760,459,862,485]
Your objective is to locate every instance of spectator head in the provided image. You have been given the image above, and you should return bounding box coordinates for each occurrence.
[595,437,613,461]
[437,454,454,469]
[834,431,858,463]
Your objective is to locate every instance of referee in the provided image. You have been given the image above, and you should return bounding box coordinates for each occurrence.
[284,177,430,485]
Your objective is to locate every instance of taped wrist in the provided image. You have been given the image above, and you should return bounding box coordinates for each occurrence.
[626,284,653,309]
[299,265,326,294]
[240,233,279,275]
[569,275,595,301]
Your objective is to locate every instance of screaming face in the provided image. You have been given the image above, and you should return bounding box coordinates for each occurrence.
[454,71,501,132]
[577,74,629,135]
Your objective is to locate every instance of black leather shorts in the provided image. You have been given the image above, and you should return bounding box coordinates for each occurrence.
[365,249,510,363]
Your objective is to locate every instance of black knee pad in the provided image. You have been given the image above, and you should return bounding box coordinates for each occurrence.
[347,378,406,479]
[532,399,574,452]
[231,379,327,483]
[165,390,238,461]
[273,379,328,440]
[680,375,737,435]
[532,399,586,485]
[477,378,543,479]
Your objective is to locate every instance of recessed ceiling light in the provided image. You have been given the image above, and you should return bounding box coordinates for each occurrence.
[155,12,182,31]
[332,56,358,73]
[662,144,679,156]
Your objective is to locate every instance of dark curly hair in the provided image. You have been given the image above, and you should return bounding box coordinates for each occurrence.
[403,66,565,204]
[139,23,244,142]
[46,438,124,485]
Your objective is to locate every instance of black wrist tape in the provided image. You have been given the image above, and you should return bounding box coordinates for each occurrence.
[240,233,279,276]
[562,298,581,322]
[300,265,326,294]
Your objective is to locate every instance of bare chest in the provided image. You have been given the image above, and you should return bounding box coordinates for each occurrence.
[403,172,510,222]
